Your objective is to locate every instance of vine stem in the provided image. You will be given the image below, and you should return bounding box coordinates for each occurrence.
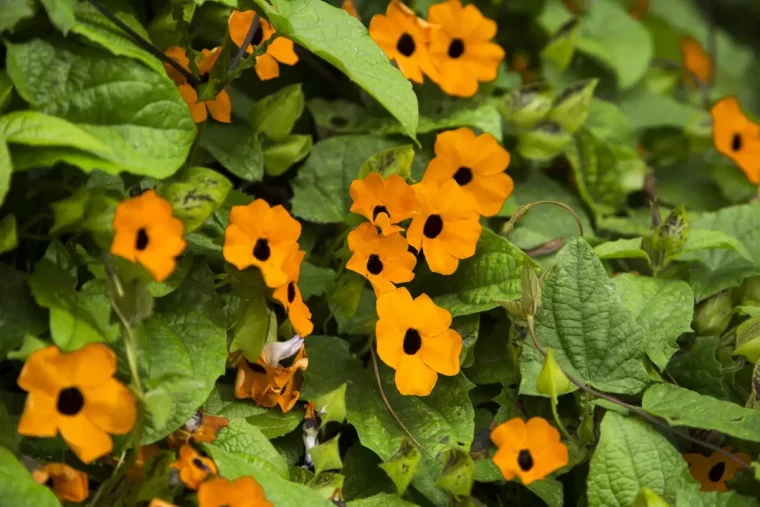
[504,200,584,238]
[228,13,260,74]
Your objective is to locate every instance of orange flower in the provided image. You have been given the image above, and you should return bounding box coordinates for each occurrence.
[491,417,569,485]
[272,250,314,337]
[168,411,229,447]
[17,344,137,464]
[369,1,439,83]
[149,500,178,507]
[407,180,481,275]
[422,128,513,217]
[350,173,417,236]
[684,448,752,492]
[680,35,713,86]
[710,96,760,184]
[347,222,416,295]
[164,46,231,123]
[277,345,308,413]
[375,288,462,396]
[223,199,301,288]
[198,476,273,507]
[169,445,218,490]
[342,0,360,20]
[229,10,299,81]
[111,189,186,282]
[427,0,505,97]
[33,463,89,502]
[235,358,283,408]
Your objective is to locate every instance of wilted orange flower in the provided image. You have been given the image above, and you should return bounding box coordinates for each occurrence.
[229,10,299,81]
[342,0,360,20]
[277,345,308,412]
[17,344,137,464]
[680,35,713,86]
[168,410,229,448]
[33,463,89,502]
[198,476,273,507]
[111,190,186,282]
[684,448,752,492]
[423,128,513,217]
[169,445,218,490]
[369,1,439,83]
[164,46,231,123]
[710,96,760,184]
[235,358,283,408]
[491,417,569,485]
[407,180,481,275]
[427,0,505,97]
[376,288,462,396]
[223,199,301,288]
[347,222,416,295]
[272,250,314,337]
[350,173,417,236]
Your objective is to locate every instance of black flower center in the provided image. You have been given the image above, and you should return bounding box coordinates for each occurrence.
[135,228,149,251]
[453,166,473,186]
[287,282,296,303]
[372,205,389,222]
[448,38,465,59]
[251,25,264,47]
[397,33,416,57]
[249,362,267,374]
[192,457,211,472]
[423,214,443,239]
[403,328,422,355]
[732,133,743,152]
[57,387,85,416]
[366,254,384,275]
[44,477,55,488]
[517,449,534,471]
[253,238,271,261]
[708,461,726,482]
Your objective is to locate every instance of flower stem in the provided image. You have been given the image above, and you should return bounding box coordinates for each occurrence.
[503,200,584,238]
[549,398,575,443]
[228,13,260,74]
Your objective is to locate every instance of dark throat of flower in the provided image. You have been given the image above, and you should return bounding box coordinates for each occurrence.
[366,254,384,275]
[517,449,534,471]
[397,33,416,57]
[251,25,264,47]
[192,457,211,472]
[403,328,422,355]
[708,461,726,482]
[453,166,473,186]
[57,387,85,416]
[372,205,389,222]
[423,214,443,239]
[448,38,465,59]
[135,228,149,251]
[249,362,267,374]
[253,238,271,261]
[287,282,296,303]
[732,133,743,152]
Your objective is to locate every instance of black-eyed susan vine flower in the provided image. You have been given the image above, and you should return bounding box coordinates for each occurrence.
[149,499,178,507]
[427,0,505,97]
[111,189,186,282]
[169,445,218,490]
[167,410,229,448]
[32,463,89,503]
[684,448,752,492]
[17,344,137,464]
[164,46,231,123]
[680,35,713,86]
[710,96,760,185]
[198,476,273,507]
[350,173,417,236]
[369,1,439,84]
[342,0,361,20]
[422,127,513,217]
[407,180,481,275]
[273,250,314,337]
[228,10,299,81]
[223,199,302,288]
[347,222,416,295]
[491,417,569,485]
[375,288,462,396]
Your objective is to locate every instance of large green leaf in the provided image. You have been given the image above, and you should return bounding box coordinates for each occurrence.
[0,263,46,360]
[201,124,264,182]
[6,38,195,178]
[41,0,75,33]
[520,237,649,395]
[674,488,759,507]
[163,167,232,233]
[620,89,707,131]
[253,0,418,139]
[0,139,11,210]
[0,447,59,507]
[666,336,735,400]
[210,418,289,477]
[347,493,419,507]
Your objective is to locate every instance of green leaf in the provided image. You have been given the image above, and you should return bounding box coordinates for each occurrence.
[594,238,650,262]
[201,124,264,182]
[613,274,694,370]
[0,402,19,451]
[299,262,336,300]
[358,145,414,180]
[633,486,670,507]
[540,18,580,72]
[642,383,760,443]
[313,383,347,427]
[50,187,90,234]
[229,295,275,362]
[6,38,195,178]
[250,84,305,141]
[0,263,46,360]
[667,336,735,400]
[0,72,13,115]
[308,472,344,498]
[620,89,707,131]
[135,451,182,503]
[378,439,421,496]
[734,317,760,362]
[587,412,695,507]
[517,121,572,161]
[0,139,10,207]
[41,0,75,33]
[264,135,312,177]
[673,488,759,507]
[343,445,396,500]
[0,0,36,33]
[210,418,289,477]
[253,0,418,139]
[347,493,419,507]
[646,205,690,270]
[547,79,598,134]
[7,334,49,361]
[678,229,753,263]
[0,447,59,507]
[455,314,479,369]
[164,167,232,233]
[463,321,519,386]
[0,214,17,255]
[520,237,649,395]
[309,435,343,476]
[502,82,554,129]
[436,447,474,499]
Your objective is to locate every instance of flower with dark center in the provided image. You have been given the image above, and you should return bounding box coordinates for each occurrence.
[684,447,751,492]
[347,223,416,295]
[402,329,422,355]
[397,33,416,57]
[169,445,218,490]
[33,463,89,503]
[350,173,417,236]
[198,476,274,507]
[272,250,314,337]
[491,417,568,485]
[710,96,760,185]
[448,38,464,59]
[229,10,299,81]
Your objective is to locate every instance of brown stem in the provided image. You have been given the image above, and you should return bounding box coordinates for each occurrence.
[525,238,565,258]
[228,13,260,74]
[505,201,584,238]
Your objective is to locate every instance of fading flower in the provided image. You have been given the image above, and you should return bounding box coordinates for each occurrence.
[235,358,283,408]
[684,448,751,492]
[277,346,308,413]
[198,476,273,507]
[228,10,299,81]
[33,463,89,503]
[710,96,760,185]
[350,173,417,236]
[272,250,314,337]
[169,445,218,490]
[680,35,713,86]
[347,222,416,295]
[168,410,229,447]
[491,417,568,485]
[164,46,231,123]
[17,344,137,464]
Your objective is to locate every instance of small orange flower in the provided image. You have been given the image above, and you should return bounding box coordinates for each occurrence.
[427,0,505,97]
[347,222,416,295]
[342,0,360,20]
[422,128,513,217]
[169,445,218,490]
[491,417,569,485]
[149,499,178,507]
[235,358,283,408]
[198,476,273,507]
[710,96,760,184]
[111,189,186,282]
[407,180,481,275]
[168,411,229,447]
[350,173,417,236]
[369,1,439,84]
[229,10,299,81]
[17,344,137,464]
[277,345,308,413]
[223,199,301,288]
[684,448,752,492]
[680,35,713,86]
[164,46,231,123]
[375,288,462,396]
[272,250,314,337]
[33,463,89,502]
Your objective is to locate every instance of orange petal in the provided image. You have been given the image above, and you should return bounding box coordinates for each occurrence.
[207,89,232,123]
